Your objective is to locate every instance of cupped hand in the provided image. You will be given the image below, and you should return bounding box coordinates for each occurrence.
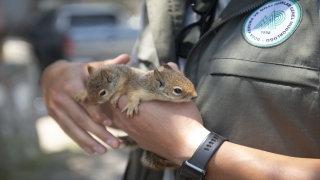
[109,62,210,165]
[41,54,130,154]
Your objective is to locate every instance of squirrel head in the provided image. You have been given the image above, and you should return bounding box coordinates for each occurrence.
[153,64,197,102]
[86,65,116,105]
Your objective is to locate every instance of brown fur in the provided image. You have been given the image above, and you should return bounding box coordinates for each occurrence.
[76,64,197,117]
[75,63,197,170]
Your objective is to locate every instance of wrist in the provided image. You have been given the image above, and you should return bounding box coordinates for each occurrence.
[180,131,227,180]
[174,128,210,165]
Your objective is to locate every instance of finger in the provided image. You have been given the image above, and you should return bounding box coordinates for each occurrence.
[62,96,120,149]
[80,103,113,126]
[104,54,131,65]
[52,64,114,128]
[167,62,179,70]
[89,54,130,68]
[59,77,112,126]
[113,95,135,132]
[55,94,121,149]
[47,102,107,154]
[117,95,129,111]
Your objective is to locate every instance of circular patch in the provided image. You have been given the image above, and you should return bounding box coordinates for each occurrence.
[242,0,302,47]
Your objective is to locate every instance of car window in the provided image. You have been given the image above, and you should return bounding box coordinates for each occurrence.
[70,15,118,27]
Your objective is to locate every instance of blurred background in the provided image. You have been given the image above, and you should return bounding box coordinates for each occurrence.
[0,0,142,179]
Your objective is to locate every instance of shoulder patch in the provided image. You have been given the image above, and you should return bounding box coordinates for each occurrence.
[242,0,302,47]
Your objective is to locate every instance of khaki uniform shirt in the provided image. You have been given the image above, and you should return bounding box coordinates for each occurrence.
[124,0,320,179]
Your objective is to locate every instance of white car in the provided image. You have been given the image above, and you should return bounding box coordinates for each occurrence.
[55,3,139,62]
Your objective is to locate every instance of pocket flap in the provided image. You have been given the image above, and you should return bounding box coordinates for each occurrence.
[210,58,319,89]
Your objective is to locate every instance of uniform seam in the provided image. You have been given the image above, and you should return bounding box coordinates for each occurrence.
[211,57,320,71]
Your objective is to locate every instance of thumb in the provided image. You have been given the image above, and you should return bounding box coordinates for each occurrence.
[167,62,179,71]
[89,54,131,68]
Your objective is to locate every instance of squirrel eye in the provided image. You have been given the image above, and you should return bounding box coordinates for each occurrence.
[107,77,112,83]
[99,90,106,96]
[174,88,182,94]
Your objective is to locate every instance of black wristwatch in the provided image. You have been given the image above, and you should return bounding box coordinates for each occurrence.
[180,132,227,180]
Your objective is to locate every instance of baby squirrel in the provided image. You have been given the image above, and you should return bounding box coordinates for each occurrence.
[76,63,197,170]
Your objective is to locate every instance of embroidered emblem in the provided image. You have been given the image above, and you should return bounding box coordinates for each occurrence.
[242,0,302,47]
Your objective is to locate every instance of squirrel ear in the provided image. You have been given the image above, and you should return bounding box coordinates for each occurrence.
[161,63,172,70]
[100,69,111,82]
[87,65,95,75]
[154,68,165,87]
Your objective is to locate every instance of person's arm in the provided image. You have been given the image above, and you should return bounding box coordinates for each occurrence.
[41,54,130,154]
[205,141,320,180]
[113,96,320,180]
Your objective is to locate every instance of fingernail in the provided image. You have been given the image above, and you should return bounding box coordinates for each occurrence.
[83,147,94,154]
[94,146,106,154]
[103,120,112,126]
[106,139,119,149]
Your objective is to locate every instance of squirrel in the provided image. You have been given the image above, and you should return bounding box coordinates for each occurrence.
[75,63,198,170]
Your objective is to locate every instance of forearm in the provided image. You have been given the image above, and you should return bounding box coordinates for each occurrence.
[114,97,320,179]
[205,141,320,180]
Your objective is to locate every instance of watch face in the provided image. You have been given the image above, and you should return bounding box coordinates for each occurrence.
[180,161,206,180]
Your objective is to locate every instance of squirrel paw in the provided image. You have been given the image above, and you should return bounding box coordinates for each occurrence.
[110,98,118,108]
[110,92,124,108]
[75,91,88,103]
[121,104,139,118]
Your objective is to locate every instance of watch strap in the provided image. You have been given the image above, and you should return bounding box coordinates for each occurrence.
[180,132,227,180]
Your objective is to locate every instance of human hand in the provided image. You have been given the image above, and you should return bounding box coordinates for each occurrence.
[112,97,209,165]
[110,62,210,165]
[41,54,130,154]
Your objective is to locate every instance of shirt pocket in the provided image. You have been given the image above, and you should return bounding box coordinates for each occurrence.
[210,58,320,89]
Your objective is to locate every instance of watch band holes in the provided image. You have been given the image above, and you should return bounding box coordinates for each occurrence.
[204,148,209,151]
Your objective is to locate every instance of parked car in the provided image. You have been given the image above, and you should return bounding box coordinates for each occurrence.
[29,3,139,71]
